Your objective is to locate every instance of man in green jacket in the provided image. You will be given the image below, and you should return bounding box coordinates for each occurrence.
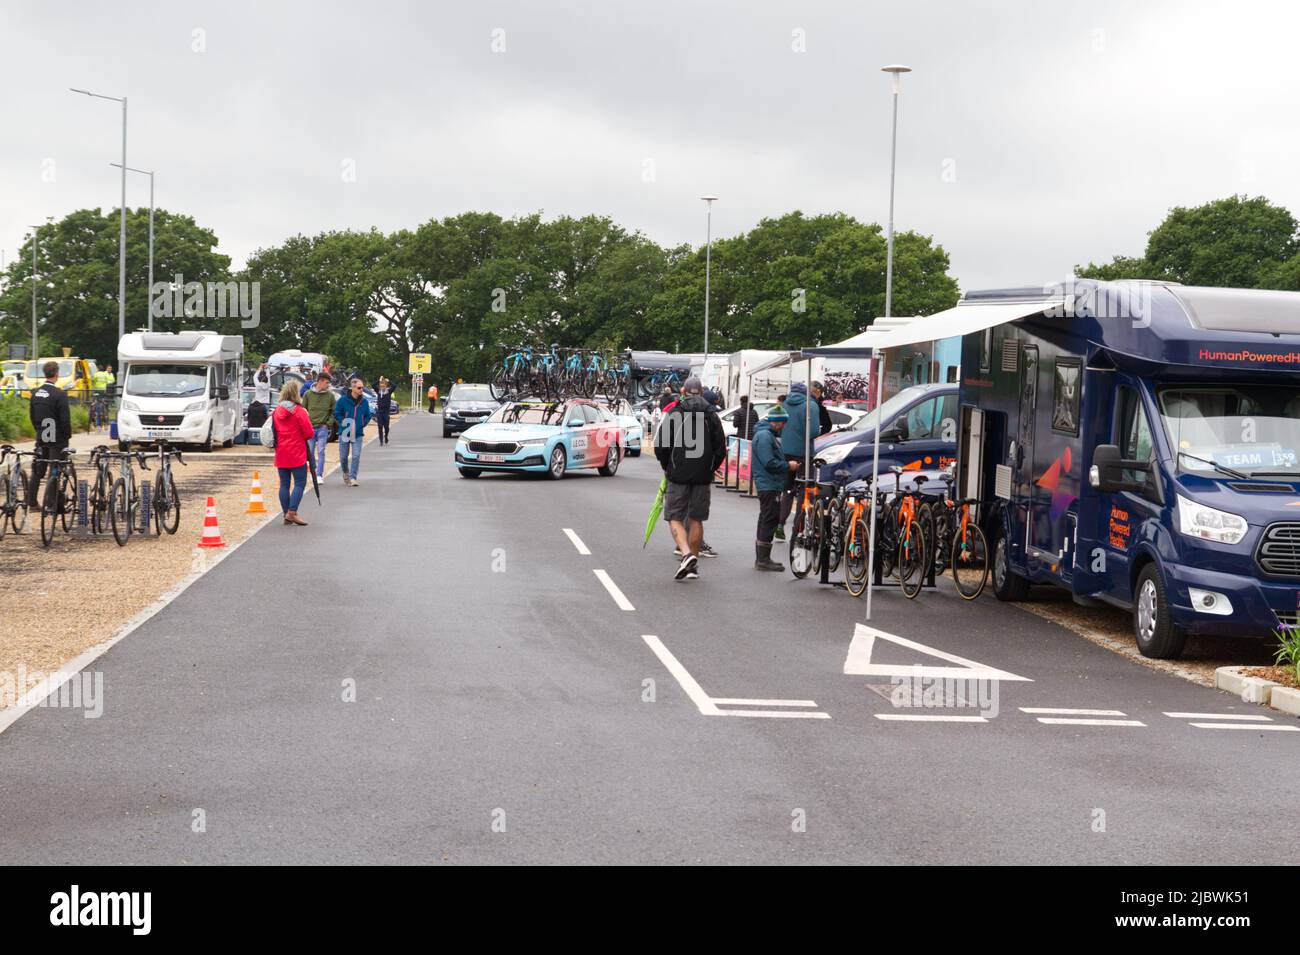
[302,372,336,477]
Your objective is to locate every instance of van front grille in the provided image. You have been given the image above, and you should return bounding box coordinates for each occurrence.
[1256,522,1300,577]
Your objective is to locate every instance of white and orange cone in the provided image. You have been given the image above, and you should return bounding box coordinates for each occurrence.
[245,471,268,514]
[197,496,227,548]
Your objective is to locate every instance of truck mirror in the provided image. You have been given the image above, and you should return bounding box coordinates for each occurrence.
[218,385,230,401]
[879,425,904,443]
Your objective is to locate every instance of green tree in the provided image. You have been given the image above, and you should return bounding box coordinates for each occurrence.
[0,208,230,366]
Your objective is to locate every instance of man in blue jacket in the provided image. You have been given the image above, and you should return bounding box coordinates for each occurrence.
[777,382,823,540]
[752,406,799,571]
[334,377,374,486]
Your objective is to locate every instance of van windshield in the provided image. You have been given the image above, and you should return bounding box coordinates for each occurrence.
[1159,385,1300,476]
[125,364,209,398]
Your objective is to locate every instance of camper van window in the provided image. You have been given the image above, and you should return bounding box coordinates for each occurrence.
[124,364,209,398]
[1158,385,1300,476]
[979,329,992,373]
[1117,387,1154,482]
[1052,359,1081,435]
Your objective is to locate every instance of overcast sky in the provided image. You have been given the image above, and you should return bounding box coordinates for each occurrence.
[3,0,1299,295]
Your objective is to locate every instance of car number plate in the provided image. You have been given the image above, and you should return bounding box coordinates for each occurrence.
[478,453,506,463]
[146,430,172,438]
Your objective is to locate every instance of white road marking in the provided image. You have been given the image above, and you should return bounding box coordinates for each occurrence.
[844,623,1032,682]
[593,569,634,611]
[1165,712,1271,721]
[1189,722,1300,732]
[562,528,590,555]
[1036,718,1146,727]
[713,698,818,707]
[875,714,988,723]
[1021,707,1127,716]
[640,635,828,720]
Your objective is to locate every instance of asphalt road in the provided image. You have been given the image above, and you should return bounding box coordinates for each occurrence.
[1,411,1296,864]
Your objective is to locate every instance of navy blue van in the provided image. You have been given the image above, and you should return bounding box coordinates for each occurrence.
[815,383,959,483]
[960,280,1300,658]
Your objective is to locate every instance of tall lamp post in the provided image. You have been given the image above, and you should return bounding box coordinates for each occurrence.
[112,163,154,330]
[27,218,52,357]
[700,196,718,363]
[866,63,911,622]
[71,88,128,343]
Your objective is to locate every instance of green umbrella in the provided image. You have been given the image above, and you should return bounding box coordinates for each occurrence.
[642,476,667,548]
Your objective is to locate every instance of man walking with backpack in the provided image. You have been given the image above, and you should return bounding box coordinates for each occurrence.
[654,376,725,581]
[333,378,373,487]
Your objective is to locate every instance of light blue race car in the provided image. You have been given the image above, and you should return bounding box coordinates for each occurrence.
[454,399,624,479]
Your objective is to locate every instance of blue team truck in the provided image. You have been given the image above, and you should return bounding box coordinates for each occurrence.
[959,279,1300,658]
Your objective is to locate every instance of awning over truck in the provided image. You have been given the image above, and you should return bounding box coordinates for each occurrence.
[800,296,1063,358]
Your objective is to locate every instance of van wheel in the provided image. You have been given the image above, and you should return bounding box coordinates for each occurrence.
[1134,564,1186,659]
[991,532,1031,601]
[200,424,214,453]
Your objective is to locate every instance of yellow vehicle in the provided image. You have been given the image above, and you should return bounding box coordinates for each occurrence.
[21,356,99,400]
[0,360,26,394]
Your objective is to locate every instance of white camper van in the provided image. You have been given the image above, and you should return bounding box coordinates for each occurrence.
[117,331,244,451]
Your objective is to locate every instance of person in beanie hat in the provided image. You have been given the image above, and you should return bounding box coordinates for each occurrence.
[777,380,823,539]
[752,405,800,570]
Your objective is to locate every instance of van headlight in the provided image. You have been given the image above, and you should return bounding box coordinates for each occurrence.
[1177,495,1248,545]
[817,443,852,466]
[122,400,140,412]
[183,401,207,413]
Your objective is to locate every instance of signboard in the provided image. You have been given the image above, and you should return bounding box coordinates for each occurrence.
[408,353,432,374]
[7,343,28,360]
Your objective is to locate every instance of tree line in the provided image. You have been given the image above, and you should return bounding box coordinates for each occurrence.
[0,208,959,387]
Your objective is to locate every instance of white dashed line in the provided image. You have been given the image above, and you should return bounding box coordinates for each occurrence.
[1036,718,1146,727]
[562,528,590,555]
[874,714,988,723]
[713,698,818,707]
[1189,722,1300,732]
[1165,712,1271,721]
[593,569,634,611]
[1021,707,1128,716]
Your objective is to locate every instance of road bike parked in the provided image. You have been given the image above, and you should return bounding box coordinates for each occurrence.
[38,448,79,547]
[0,444,33,539]
[146,441,186,536]
[89,445,149,546]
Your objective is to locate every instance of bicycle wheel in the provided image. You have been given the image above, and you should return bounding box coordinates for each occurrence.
[930,507,952,574]
[951,521,990,600]
[808,498,826,577]
[10,470,28,534]
[39,474,59,547]
[844,516,871,597]
[916,502,935,575]
[825,499,843,574]
[898,520,926,598]
[489,365,511,402]
[91,472,109,535]
[789,502,814,578]
[109,477,131,546]
[59,468,76,533]
[158,471,181,534]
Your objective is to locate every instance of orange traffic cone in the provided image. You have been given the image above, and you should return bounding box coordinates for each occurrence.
[245,471,268,513]
[197,496,227,548]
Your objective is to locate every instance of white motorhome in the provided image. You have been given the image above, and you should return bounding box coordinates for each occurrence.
[116,331,244,451]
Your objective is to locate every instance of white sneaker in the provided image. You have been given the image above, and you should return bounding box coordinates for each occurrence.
[674,554,698,581]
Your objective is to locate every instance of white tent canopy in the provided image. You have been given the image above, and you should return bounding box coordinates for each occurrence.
[801,296,1063,358]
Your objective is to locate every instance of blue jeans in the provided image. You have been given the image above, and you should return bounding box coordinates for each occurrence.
[278,465,307,512]
[310,425,329,475]
[339,438,362,480]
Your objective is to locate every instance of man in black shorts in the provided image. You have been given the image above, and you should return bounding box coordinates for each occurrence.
[655,376,725,580]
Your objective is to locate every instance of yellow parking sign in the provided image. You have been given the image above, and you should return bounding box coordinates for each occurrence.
[408,353,432,374]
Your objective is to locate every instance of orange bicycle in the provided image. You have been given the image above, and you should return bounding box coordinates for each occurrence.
[841,484,872,597]
[789,477,827,579]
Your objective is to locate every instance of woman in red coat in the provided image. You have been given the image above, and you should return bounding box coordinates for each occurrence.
[273,381,317,526]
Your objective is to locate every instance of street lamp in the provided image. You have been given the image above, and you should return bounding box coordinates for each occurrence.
[700,196,718,362]
[112,163,154,330]
[866,63,911,622]
[71,87,128,344]
[27,218,52,357]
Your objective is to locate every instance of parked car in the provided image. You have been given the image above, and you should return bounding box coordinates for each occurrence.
[607,398,644,456]
[813,383,959,484]
[442,383,500,437]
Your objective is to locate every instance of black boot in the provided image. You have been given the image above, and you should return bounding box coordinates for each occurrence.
[755,541,785,571]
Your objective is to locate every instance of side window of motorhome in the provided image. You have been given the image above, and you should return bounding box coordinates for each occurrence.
[1052,359,1081,435]
[979,329,992,373]
[1117,387,1154,483]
